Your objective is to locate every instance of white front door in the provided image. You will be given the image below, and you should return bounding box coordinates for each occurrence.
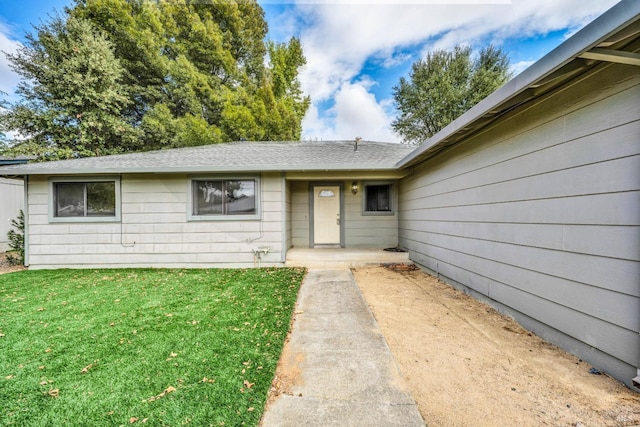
[313,185,341,245]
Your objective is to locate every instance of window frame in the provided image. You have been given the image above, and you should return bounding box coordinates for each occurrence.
[361,181,395,216]
[187,176,261,221]
[48,176,121,223]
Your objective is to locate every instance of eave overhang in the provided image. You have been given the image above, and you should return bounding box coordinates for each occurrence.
[396,0,640,170]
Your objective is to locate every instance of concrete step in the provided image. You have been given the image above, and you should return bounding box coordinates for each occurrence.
[285,248,410,269]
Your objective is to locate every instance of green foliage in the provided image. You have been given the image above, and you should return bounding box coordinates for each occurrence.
[392,44,511,144]
[5,210,24,266]
[2,15,138,160]
[0,135,7,154]
[0,94,8,152]
[0,267,306,426]
[72,0,308,145]
[1,0,310,160]
[173,114,223,148]
[261,37,311,140]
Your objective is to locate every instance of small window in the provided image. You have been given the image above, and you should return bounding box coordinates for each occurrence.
[50,177,120,222]
[191,178,258,219]
[363,183,393,215]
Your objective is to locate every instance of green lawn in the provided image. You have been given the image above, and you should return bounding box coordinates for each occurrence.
[0,267,305,426]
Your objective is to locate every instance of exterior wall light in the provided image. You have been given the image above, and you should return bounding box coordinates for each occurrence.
[351,181,359,194]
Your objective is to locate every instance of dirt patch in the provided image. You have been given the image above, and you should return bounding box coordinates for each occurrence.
[353,266,640,427]
[264,308,307,410]
[0,252,26,275]
[266,337,305,403]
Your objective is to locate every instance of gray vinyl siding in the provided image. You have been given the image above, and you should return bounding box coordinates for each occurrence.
[290,181,310,247]
[26,173,284,268]
[284,177,292,254]
[0,177,24,252]
[345,181,398,248]
[398,62,640,387]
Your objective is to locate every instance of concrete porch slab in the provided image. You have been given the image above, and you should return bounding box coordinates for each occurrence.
[285,247,410,268]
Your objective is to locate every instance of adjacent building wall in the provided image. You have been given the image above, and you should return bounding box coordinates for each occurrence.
[398,62,640,388]
[26,173,284,268]
[0,177,24,252]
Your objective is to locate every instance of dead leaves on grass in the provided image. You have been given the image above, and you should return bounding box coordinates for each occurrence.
[144,385,177,402]
[38,378,58,397]
[80,359,100,374]
[240,360,256,393]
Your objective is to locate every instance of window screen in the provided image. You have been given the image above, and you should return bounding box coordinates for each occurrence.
[364,184,392,212]
[54,181,116,217]
[192,179,256,216]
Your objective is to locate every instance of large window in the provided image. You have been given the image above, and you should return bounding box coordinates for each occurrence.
[50,177,120,222]
[363,183,393,215]
[191,178,258,219]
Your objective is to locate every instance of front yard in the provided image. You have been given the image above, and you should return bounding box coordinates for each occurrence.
[0,268,305,426]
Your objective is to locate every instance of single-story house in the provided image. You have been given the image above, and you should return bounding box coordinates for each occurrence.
[0,140,414,267]
[0,1,638,389]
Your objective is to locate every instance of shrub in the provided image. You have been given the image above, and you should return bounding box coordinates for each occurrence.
[6,209,24,265]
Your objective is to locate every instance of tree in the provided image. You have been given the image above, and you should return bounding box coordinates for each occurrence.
[392,45,511,144]
[260,38,311,140]
[72,0,308,146]
[2,15,138,160]
[1,0,310,160]
[0,94,8,152]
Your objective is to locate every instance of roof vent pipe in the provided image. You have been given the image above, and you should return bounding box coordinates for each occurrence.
[354,136,362,151]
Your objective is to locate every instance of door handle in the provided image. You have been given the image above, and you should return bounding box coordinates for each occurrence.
[336,218,340,225]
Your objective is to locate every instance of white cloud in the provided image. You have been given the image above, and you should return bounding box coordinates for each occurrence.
[332,82,399,142]
[281,0,620,142]
[0,23,21,101]
[303,80,399,142]
[510,60,535,76]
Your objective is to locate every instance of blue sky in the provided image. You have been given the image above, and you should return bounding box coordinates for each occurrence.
[0,0,620,143]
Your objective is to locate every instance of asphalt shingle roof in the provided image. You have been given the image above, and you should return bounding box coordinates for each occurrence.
[0,141,415,175]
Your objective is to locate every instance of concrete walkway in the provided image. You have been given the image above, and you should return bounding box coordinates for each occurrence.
[261,269,425,427]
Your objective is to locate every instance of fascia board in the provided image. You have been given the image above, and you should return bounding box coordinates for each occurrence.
[0,164,402,176]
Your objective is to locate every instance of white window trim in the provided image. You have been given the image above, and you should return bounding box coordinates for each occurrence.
[361,181,395,216]
[187,175,261,221]
[48,176,121,223]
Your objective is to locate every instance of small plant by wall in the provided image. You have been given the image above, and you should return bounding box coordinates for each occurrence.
[6,210,24,266]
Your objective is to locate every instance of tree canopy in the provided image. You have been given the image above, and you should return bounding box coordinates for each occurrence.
[4,14,138,159]
[392,45,511,144]
[0,0,310,160]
